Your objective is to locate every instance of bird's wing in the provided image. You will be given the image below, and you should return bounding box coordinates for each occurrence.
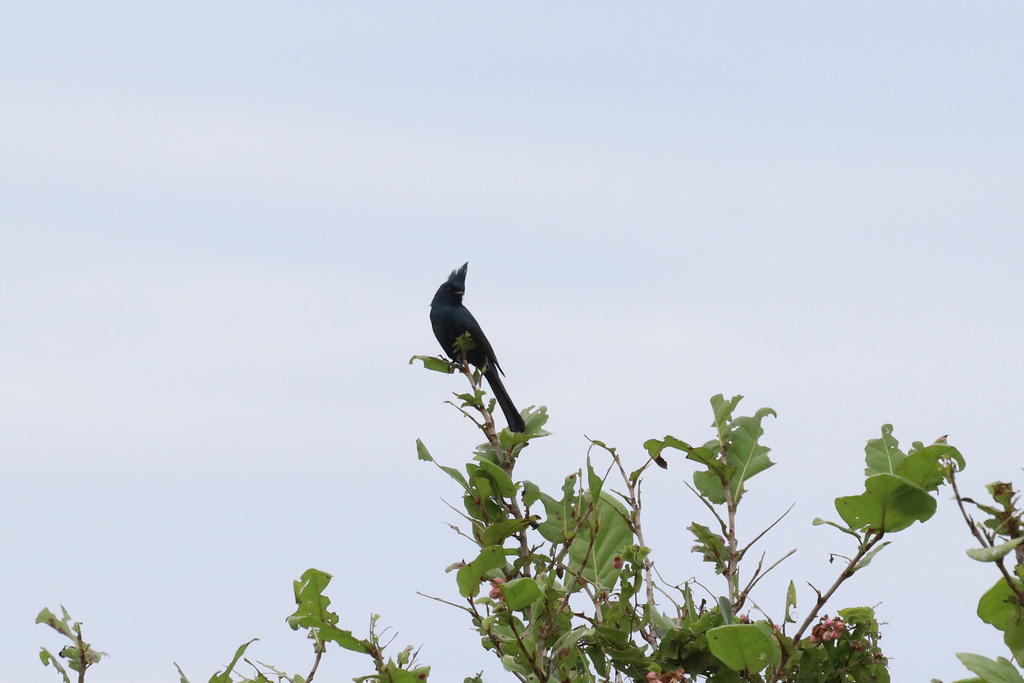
[452,306,504,376]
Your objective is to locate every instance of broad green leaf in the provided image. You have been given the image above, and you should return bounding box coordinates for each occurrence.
[723,407,777,502]
[1008,618,1024,668]
[522,405,551,436]
[687,446,736,506]
[895,443,965,491]
[968,537,1024,563]
[288,569,338,628]
[388,667,432,683]
[481,519,533,546]
[522,478,574,544]
[695,396,776,504]
[706,624,780,673]
[978,578,1023,631]
[408,355,455,373]
[864,424,906,476]
[643,435,690,467]
[499,577,542,610]
[470,474,492,500]
[286,569,369,653]
[710,394,744,442]
[456,546,506,598]
[474,458,519,498]
[835,473,936,532]
[567,494,634,587]
[956,653,1024,683]
[693,470,730,505]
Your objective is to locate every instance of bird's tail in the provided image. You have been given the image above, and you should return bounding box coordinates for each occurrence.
[483,366,526,433]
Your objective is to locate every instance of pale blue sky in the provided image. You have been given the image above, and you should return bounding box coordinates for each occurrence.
[1,3,1022,681]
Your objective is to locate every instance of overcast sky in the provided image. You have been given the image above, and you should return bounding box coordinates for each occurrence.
[1,3,1022,681]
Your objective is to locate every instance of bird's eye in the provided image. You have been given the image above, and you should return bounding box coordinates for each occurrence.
[446,286,451,292]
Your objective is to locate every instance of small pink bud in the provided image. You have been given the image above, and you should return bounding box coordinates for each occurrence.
[613,556,624,570]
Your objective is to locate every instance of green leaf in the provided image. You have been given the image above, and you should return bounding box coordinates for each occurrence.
[499,578,543,610]
[723,407,777,503]
[643,435,690,467]
[812,517,863,542]
[587,456,604,501]
[456,546,506,598]
[481,519,533,546]
[785,581,797,624]
[956,653,1024,683]
[706,624,780,673]
[968,537,1024,563]
[473,458,519,498]
[835,473,937,532]
[523,483,566,544]
[416,439,432,462]
[1007,618,1024,667]
[694,397,776,504]
[864,424,906,476]
[174,663,191,683]
[388,667,432,683]
[209,639,258,683]
[855,541,891,570]
[689,523,728,574]
[719,596,734,625]
[286,569,370,653]
[693,470,729,505]
[894,443,965,491]
[408,355,455,373]
[978,577,1023,631]
[287,569,338,629]
[710,394,744,442]
[39,649,71,683]
[36,606,76,642]
[568,494,634,587]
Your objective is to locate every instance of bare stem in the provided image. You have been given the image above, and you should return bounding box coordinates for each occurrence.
[609,448,659,647]
[306,648,323,683]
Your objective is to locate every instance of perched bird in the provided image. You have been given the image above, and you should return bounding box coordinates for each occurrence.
[430,263,526,433]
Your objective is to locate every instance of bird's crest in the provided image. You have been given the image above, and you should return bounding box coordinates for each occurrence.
[448,262,468,290]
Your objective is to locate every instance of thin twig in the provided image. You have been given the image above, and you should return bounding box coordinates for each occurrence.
[950,470,1024,603]
[305,648,323,683]
[950,469,991,549]
[738,503,795,561]
[416,591,474,613]
[735,548,797,612]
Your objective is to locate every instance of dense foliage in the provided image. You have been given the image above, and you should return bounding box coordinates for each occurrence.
[35,343,1024,682]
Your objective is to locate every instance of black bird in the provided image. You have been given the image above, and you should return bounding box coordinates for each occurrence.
[430,263,526,433]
